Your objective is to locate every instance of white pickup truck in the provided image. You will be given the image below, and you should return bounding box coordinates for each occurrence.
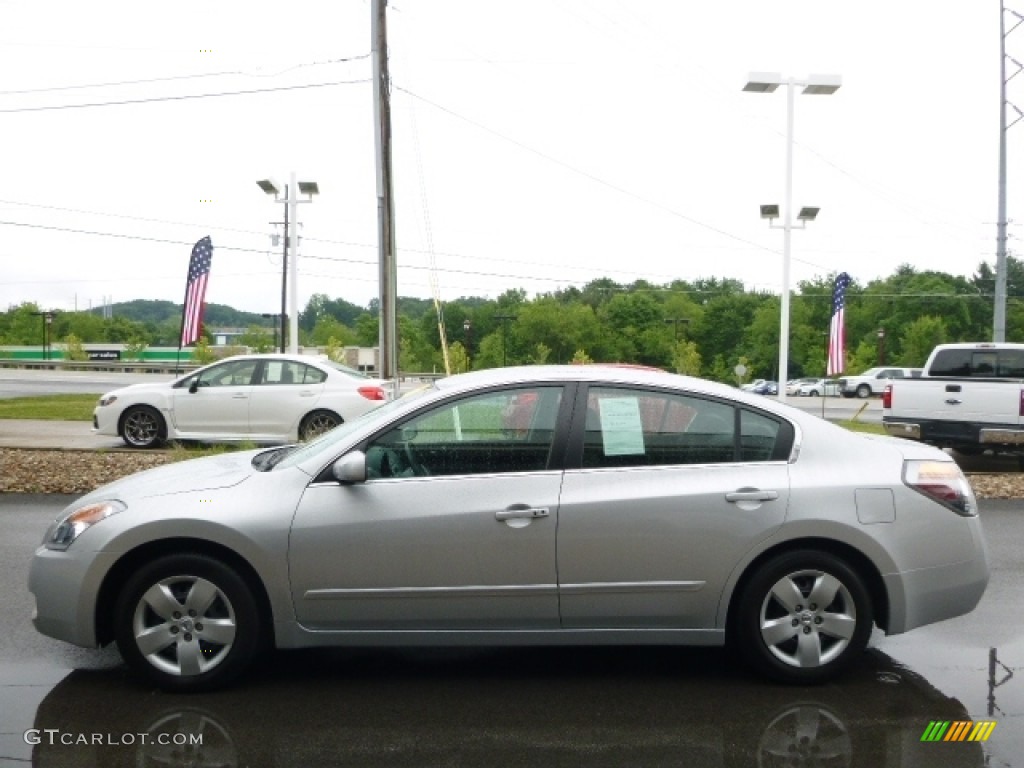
[882,342,1024,456]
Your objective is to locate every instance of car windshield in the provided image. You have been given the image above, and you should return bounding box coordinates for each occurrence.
[269,382,437,470]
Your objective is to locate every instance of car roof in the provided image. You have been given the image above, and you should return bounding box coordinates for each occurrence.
[432,365,784,411]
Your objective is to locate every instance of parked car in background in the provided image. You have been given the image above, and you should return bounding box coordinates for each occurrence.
[796,378,841,397]
[838,367,922,399]
[93,353,389,448]
[740,378,767,392]
[33,365,989,691]
[751,380,779,396]
[785,378,819,396]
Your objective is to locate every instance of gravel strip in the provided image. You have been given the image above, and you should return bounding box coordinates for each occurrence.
[2,447,1023,499]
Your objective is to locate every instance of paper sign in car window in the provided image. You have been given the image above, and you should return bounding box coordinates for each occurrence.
[598,397,645,456]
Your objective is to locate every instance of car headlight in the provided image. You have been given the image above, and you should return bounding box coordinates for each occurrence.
[98,395,118,407]
[44,500,126,551]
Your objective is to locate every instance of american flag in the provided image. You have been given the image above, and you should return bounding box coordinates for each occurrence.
[180,237,213,346]
[827,272,851,376]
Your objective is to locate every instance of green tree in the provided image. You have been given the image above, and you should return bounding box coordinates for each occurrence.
[237,325,275,353]
[530,342,551,364]
[899,316,947,366]
[671,340,701,376]
[63,333,87,361]
[124,337,149,361]
[449,341,469,373]
[192,337,216,364]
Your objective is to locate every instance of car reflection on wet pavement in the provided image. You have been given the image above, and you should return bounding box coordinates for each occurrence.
[23,646,987,768]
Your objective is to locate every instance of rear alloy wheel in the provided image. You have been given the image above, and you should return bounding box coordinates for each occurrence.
[114,554,264,692]
[299,409,341,441]
[855,384,871,399]
[735,550,872,684]
[121,406,166,448]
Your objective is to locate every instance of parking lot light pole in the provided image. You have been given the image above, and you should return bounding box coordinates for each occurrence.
[744,73,840,403]
[495,314,516,366]
[257,175,318,353]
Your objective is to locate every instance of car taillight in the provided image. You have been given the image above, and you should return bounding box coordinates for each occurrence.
[903,460,977,517]
[1019,389,1024,417]
[882,384,892,409]
[358,386,387,401]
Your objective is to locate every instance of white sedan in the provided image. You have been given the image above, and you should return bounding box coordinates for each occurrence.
[93,353,389,448]
[796,379,841,397]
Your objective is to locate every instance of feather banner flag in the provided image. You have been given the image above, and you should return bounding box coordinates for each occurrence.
[180,236,213,346]
[827,272,851,376]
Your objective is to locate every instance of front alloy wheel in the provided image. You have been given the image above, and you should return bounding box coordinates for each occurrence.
[121,406,165,448]
[114,554,263,691]
[735,551,872,684]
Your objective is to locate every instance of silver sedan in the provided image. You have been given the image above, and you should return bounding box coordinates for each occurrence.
[29,366,989,691]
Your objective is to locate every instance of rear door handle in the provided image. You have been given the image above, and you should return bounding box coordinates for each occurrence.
[232,394,248,399]
[725,490,779,503]
[945,398,962,405]
[496,507,550,521]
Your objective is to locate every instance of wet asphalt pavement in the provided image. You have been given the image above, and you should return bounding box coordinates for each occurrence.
[1,494,1021,767]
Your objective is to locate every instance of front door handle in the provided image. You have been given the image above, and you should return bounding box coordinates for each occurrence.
[725,490,779,503]
[945,398,962,405]
[496,507,550,521]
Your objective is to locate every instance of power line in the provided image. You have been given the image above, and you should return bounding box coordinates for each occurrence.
[0,54,371,96]
[0,78,370,113]
[393,84,793,262]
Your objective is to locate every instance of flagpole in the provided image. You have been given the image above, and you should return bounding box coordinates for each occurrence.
[175,273,191,376]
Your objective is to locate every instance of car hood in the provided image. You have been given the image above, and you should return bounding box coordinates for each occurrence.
[72,449,259,507]
[101,379,180,397]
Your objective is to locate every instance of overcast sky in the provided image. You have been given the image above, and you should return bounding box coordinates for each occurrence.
[1,0,1021,317]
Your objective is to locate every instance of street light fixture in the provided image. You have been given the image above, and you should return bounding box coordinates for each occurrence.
[261,313,284,352]
[30,310,55,361]
[494,314,516,366]
[877,327,886,366]
[744,71,841,403]
[257,172,319,353]
[463,319,472,371]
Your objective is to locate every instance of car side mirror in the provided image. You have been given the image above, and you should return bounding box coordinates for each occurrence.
[189,381,199,394]
[332,451,367,484]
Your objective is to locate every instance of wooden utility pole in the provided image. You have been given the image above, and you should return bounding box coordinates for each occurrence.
[372,0,399,383]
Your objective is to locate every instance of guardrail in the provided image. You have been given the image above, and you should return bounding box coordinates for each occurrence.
[0,360,200,374]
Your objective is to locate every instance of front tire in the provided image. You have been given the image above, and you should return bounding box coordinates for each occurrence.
[121,406,166,448]
[114,553,264,692]
[734,550,872,684]
[299,409,341,441]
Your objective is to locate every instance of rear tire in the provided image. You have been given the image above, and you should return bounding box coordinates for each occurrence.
[734,550,873,684]
[855,384,871,399]
[299,409,341,441]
